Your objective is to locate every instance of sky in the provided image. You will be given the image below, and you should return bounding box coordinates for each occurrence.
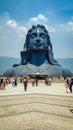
[0,0,73,59]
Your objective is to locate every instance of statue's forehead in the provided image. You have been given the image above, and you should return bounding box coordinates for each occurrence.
[31,27,46,34]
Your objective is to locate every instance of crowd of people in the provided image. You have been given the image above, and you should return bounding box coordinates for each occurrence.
[0,76,73,93]
[0,78,10,90]
[0,77,17,90]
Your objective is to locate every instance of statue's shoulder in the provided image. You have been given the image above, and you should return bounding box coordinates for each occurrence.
[3,65,28,77]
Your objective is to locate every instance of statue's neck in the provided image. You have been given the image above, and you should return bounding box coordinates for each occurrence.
[29,50,47,66]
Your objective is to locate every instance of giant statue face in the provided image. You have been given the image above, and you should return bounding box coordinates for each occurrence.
[28,27,48,50]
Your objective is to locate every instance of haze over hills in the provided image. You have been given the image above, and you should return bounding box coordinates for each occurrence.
[57,58,73,73]
[0,56,20,75]
[0,56,73,75]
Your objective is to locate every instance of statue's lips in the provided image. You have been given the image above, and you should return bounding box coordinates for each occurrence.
[34,42,43,46]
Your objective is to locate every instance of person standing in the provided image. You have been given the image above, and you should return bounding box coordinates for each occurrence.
[23,77,28,91]
[35,78,38,86]
[31,79,35,86]
[65,79,70,93]
[69,78,73,93]
[15,78,17,86]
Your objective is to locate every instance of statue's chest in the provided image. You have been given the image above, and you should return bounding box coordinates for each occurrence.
[26,63,51,74]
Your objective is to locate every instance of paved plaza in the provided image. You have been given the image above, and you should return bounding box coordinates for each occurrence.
[0,82,73,130]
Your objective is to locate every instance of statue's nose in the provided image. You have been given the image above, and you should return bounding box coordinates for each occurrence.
[36,39,40,43]
[36,35,40,41]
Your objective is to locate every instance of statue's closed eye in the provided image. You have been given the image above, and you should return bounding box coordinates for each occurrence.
[30,33,37,38]
[30,33,46,39]
[39,33,46,38]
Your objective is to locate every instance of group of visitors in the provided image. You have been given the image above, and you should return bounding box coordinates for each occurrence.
[0,77,17,90]
[45,76,52,86]
[0,76,73,93]
[23,77,39,91]
[31,78,38,86]
[0,78,10,90]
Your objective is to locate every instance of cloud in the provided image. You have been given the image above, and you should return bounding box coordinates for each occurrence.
[0,13,27,58]
[51,19,73,58]
[46,26,55,33]
[6,19,27,37]
[60,20,73,33]
[27,14,48,27]
[30,14,48,23]
[7,20,17,28]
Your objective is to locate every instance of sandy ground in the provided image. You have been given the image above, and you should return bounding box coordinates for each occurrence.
[0,82,73,96]
[0,82,73,130]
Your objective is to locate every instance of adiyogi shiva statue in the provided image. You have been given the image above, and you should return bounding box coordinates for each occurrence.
[3,24,73,77]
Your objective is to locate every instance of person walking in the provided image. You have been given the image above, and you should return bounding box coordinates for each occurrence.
[23,77,28,91]
[65,79,70,93]
[12,78,15,87]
